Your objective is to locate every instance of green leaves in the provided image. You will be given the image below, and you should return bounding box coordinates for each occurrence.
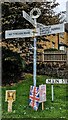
[2,46,25,85]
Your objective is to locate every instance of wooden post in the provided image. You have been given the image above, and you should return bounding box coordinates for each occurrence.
[66,48,68,65]
[5,90,16,112]
[57,33,59,50]
[42,51,44,62]
[42,102,44,110]
[8,100,13,112]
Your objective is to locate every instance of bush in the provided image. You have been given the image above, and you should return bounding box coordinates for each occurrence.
[2,47,25,85]
[25,63,33,73]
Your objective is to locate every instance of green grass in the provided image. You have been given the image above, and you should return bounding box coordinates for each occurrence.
[2,74,68,119]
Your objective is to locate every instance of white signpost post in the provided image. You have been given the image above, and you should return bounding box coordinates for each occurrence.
[66,1,68,23]
[46,79,68,101]
[30,8,41,86]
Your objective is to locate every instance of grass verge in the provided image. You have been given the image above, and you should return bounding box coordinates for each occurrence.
[2,74,68,119]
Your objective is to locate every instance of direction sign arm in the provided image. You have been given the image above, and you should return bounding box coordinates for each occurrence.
[22,10,35,27]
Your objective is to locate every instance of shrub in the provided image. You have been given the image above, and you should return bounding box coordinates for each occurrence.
[2,47,25,85]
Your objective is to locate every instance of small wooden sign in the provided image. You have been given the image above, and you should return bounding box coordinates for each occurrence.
[5,90,16,112]
[39,85,46,110]
[39,85,46,103]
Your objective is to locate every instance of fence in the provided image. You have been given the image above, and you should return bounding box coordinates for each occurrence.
[37,51,67,63]
[22,50,68,64]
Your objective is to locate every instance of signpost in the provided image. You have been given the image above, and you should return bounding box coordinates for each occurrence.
[46,79,68,84]
[5,8,65,91]
[46,79,68,101]
[5,8,65,109]
[5,9,65,87]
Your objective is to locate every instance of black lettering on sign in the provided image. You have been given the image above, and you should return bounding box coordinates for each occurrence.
[24,32,30,34]
[55,80,59,83]
[9,33,12,36]
[48,79,51,83]
[12,32,30,35]
[52,80,54,84]
[66,79,68,84]
[14,32,24,35]
[51,27,60,31]
[62,79,65,83]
